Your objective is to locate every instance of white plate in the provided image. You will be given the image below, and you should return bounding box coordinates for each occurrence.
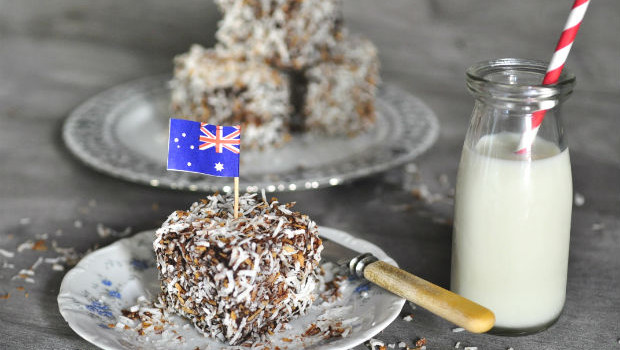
[58,227,405,350]
[62,75,439,193]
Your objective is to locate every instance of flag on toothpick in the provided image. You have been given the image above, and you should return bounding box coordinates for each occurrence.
[167,119,240,177]
[167,118,242,218]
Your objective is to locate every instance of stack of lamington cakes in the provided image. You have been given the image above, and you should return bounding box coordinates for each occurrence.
[170,0,380,149]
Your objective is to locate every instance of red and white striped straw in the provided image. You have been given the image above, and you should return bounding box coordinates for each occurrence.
[515,0,590,154]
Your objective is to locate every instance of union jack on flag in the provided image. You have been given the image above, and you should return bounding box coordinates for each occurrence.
[199,123,241,154]
[167,119,240,177]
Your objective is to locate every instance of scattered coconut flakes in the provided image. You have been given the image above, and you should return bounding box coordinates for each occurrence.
[388,344,396,349]
[31,257,44,270]
[17,241,34,252]
[0,249,14,258]
[398,341,407,348]
[96,223,113,238]
[574,193,585,206]
[19,218,31,225]
[12,269,35,283]
[463,347,478,350]
[452,327,465,333]
[44,257,66,264]
[51,241,83,266]
[31,240,47,251]
[455,341,461,348]
[17,269,34,276]
[403,314,414,322]
[97,223,132,239]
[52,264,64,271]
[405,163,419,175]
[3,262,15,269]
[360,291,369,299]
[35,233,49,240]
[74,220,83,228]
[507,347,514,350]
[368,338,385,350]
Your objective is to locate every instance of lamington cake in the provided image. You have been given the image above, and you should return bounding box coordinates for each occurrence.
[303,35,380,136]
[214,0,344,70]
[170,44,292,149]
[153,193,323,345]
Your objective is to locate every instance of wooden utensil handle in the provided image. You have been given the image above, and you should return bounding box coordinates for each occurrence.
[364,260,495,333]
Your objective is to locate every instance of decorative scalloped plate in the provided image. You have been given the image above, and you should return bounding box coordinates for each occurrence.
[58,227,405,350]
[62,76,439,193]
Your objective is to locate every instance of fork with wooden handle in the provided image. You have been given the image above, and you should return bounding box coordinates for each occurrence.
[340,250,495,333]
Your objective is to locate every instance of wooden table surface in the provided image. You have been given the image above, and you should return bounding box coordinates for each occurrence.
[1,1,618,349]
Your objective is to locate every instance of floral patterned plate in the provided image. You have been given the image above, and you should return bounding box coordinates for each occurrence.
[58,227,405,350]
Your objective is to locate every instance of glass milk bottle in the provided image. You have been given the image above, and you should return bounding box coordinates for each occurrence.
[451,58,575,335]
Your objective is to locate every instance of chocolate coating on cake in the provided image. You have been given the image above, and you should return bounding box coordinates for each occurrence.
[153,193,323,345]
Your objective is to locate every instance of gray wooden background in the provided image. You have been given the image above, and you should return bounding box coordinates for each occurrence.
[0,0,618,349]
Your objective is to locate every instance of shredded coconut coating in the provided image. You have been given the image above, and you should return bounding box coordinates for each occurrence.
[304,35,380,136]
[153,193,323,345]
[170,45,292,149]
[214,0,344,70]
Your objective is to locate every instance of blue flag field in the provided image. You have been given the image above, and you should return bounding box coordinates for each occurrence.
[167,119,240,177]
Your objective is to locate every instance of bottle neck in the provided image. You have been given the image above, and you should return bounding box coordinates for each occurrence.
[463,59,574,157]
[466,58,575,113]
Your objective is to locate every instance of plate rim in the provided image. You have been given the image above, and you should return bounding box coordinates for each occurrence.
[58,226,405,350]
[62,75,440,193]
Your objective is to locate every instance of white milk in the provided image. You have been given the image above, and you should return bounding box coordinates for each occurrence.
[451,132,572,330]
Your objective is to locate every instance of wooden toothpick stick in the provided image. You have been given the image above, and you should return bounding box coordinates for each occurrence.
[233,177,239,219]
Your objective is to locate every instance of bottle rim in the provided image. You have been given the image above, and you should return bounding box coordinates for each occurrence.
[466,58,576,103]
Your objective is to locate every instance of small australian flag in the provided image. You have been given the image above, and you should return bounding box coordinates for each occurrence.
[167,119,240,177]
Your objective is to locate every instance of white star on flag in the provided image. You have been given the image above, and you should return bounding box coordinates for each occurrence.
[214,162,224,172]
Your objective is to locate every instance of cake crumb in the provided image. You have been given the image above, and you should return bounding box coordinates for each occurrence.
[32,240,47,251]
[0,249,14,258]
[369,338,385,350]
[398,342,407,348]
[403,314,414,322]
[452,327,465,333]
[455,341,461,348]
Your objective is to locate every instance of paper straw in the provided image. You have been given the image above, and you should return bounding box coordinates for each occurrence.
[515,0,590,154]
